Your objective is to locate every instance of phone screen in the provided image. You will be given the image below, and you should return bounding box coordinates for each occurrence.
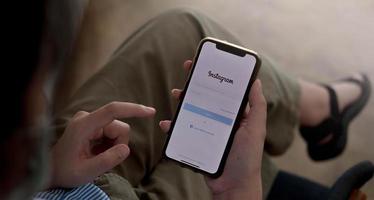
[165,40,257,174]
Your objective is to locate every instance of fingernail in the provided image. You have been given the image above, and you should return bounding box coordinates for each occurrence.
[143,106,156,112]
[254,79,262,91]
[117,145,130,159]
[171,89,178,94]
[257,79,262,88]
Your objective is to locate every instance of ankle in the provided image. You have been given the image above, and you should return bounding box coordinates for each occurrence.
[299,80,330,126]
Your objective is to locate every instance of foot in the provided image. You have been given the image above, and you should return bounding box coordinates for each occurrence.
[299,74,365,144]
[319,74,364,144]
[331,74,364,115]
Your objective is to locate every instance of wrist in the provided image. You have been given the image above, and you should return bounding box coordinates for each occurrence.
[213,190,255,200]
[212,173,262,200]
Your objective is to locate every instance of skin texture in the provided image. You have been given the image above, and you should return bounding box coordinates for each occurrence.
[51,60,266,199]
[50,102,156,188]
[159,60,267,199]
[9,57,265,200]
[1,1,263,198]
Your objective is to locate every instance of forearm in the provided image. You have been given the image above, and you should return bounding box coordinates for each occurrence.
[212,174,262,200]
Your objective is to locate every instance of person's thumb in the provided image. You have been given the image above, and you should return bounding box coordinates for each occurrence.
[84,144,130,178]
[247,79,267,126]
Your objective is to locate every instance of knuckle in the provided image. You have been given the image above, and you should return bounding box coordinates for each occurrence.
[105,102,119,114]
[69,119,80,129]
[77,110,87,115]
[73,111,88,119]
[70,111,88,127]
[72,116,84,126]
[107,101,118,109]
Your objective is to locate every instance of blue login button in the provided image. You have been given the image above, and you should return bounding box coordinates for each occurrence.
[183,103,233,126]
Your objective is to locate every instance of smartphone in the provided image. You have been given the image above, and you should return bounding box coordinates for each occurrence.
[163,37,261,177]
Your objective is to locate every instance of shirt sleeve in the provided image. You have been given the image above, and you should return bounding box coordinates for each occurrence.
[33,183,110,200]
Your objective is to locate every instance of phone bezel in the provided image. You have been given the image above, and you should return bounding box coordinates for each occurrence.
[162,37,261,178]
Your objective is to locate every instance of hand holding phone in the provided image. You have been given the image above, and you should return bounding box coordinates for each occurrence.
[163,38,261,177]
[160,60,267,199]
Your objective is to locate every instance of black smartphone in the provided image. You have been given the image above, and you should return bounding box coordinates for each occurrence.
[163,37,261,177]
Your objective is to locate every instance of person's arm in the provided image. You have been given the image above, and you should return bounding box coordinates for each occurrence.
[48,102,156,188]
[159,60,267,199]
[211,177,262,200]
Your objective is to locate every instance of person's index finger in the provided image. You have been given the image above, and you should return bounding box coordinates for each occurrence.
[84,102,155,133]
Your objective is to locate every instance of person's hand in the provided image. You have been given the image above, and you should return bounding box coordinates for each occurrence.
[50,102,156,188]
[159,60,267,199]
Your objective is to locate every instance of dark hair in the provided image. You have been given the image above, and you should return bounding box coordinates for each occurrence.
[1,0,46,142]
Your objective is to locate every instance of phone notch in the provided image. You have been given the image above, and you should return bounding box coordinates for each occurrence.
[215,42,246,57]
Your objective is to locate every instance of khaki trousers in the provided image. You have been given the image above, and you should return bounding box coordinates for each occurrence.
[54,8,300,200]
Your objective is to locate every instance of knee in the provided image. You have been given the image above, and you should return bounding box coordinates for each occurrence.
[153,8,205,32]
[160,7,204,22]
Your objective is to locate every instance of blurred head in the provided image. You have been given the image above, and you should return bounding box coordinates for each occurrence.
[0,0,88,199]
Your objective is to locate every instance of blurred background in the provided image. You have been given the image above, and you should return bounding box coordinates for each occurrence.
[65,0,374,197]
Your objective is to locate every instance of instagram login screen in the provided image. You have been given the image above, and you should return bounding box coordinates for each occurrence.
[166,41,256,173]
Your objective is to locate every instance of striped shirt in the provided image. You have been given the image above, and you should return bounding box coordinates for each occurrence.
[33,183,109,200]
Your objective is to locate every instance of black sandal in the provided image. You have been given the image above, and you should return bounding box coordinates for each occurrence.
[300,74,371,161]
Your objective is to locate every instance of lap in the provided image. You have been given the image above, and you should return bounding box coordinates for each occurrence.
[54,8,299,199]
